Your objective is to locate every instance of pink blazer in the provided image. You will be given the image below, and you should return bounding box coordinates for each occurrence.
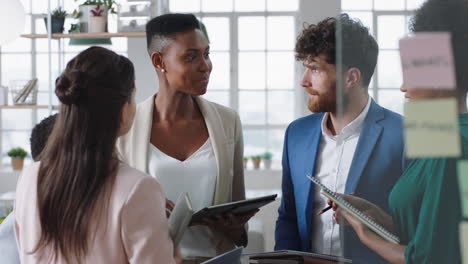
[14,162,176,264]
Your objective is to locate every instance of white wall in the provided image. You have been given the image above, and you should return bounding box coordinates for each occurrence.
[127,38,159,103]
[126,0,168,104]
[0,171,20,195]
[296,0,342,117]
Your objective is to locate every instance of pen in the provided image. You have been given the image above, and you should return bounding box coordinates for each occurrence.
[317,205,332,216]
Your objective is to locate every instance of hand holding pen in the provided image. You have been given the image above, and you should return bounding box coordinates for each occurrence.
[316,205,332,216]
[317,198,341,216]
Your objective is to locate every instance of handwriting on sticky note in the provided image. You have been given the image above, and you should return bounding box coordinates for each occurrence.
[402,55,451,70]
[404,98,460,158]
[399,32,456,90]
[458,161,468,218]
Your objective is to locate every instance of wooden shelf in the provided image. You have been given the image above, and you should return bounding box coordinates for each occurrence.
[0,105,59,110]
[21,32,145,39]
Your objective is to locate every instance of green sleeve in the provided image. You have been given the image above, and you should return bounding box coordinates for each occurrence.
[404,159,461,263]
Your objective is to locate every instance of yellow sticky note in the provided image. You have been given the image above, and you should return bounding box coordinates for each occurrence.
[458,161,468,218]
[404,98,460,158]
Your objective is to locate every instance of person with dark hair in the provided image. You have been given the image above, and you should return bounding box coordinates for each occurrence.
[275,14,405,263]
[30,114,58,160]
[14,46,179,263]
[333,1,468,263]
[0,114,57,264]
[118,13,254,263]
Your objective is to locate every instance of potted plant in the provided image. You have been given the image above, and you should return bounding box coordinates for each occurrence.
[251,155,262,170]
[243,156,249,169]
[89,5,107,32]
[262,152,273,169]
[7,147,28,171]
[68,9,82,33]
[75,0,117,32]
[44,7,67,33]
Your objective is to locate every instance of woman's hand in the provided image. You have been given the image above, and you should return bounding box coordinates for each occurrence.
[193,209,259,245]
[338,209,373,239]
[338,209,406,264]
[330,194,395,233]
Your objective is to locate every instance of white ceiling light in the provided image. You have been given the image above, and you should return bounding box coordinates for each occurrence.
[0,0,26,45]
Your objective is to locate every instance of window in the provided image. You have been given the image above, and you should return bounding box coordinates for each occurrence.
[170,0,299,168]
[0,0,127,169]
[342,0,426,114]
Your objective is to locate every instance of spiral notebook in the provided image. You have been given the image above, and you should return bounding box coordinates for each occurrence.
[307,175,400,244]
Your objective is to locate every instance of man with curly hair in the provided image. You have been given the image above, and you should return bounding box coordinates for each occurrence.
[275,14,405,263]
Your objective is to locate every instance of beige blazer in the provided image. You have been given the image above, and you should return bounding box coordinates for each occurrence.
[116,94,246,253]
[14,162,176,264]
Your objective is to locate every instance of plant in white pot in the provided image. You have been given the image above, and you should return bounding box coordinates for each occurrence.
[243,156,249,169]
[7,147,28,171]
[89,5,106,32]
[262,152,273,170]
[75,0,116,32]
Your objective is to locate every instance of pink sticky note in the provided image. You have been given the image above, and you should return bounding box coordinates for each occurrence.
[399,32,456,90]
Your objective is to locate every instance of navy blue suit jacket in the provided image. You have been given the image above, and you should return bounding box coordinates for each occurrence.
[274,100,405,263]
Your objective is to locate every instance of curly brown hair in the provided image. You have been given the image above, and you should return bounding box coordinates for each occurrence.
[295,14,378,87]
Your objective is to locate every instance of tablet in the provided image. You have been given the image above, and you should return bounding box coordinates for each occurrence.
[190,194,277,224]
[201,247,243,264]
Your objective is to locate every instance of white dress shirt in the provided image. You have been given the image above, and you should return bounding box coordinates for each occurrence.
[311,97,371,256]
[147,138,218,259]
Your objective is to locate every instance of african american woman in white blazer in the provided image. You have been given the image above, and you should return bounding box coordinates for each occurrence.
[117,14,256,264]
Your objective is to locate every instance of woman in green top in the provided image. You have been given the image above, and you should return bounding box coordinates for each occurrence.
[331,0,468,263]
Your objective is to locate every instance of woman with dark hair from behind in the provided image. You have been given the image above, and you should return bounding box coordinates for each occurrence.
[14,46,180,263]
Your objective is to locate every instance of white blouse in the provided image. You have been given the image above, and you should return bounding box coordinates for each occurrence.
[147,138,218,259]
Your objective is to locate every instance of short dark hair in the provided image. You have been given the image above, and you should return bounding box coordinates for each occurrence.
[30,114,57,161]
[146,13,201,54]
[295,13,378,87]
[411,0,468,94]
